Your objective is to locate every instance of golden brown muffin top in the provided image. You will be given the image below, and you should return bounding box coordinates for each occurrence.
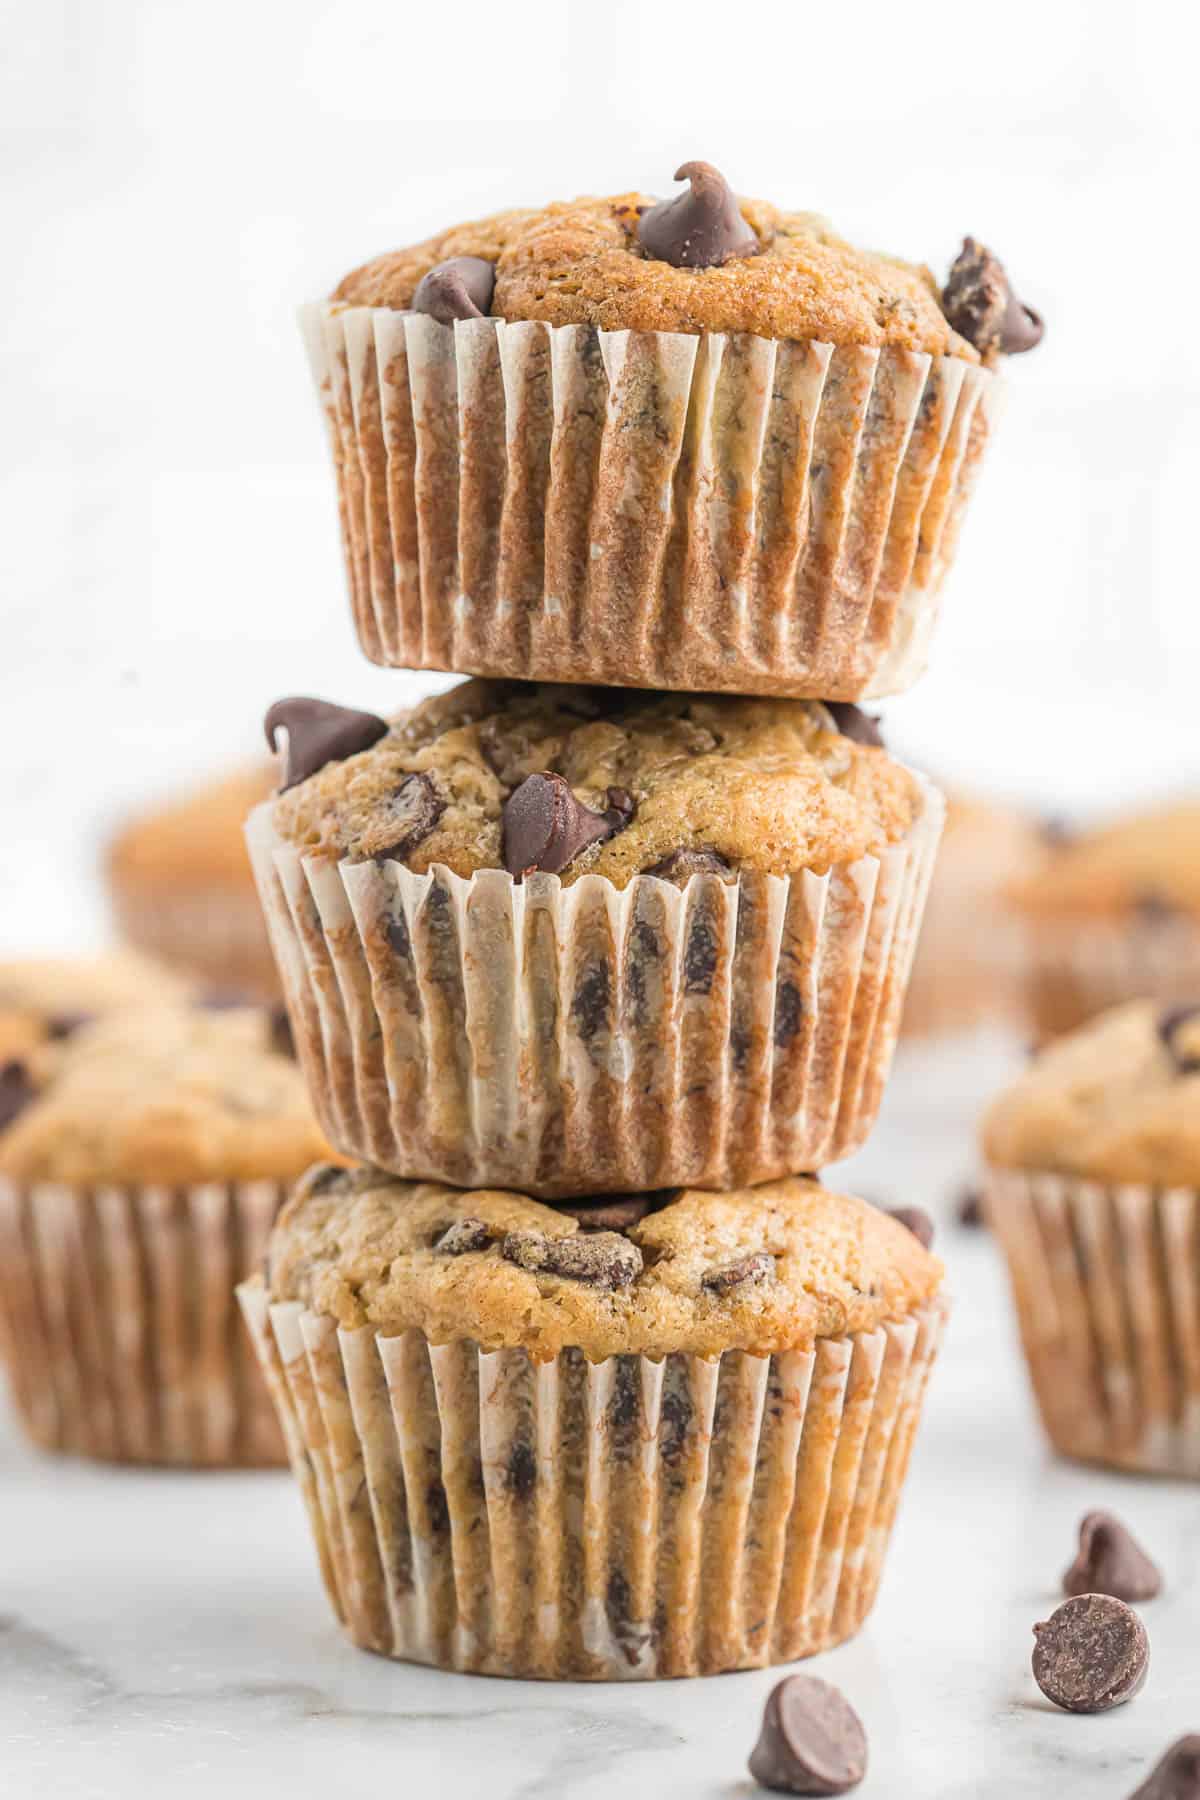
[266,682,923,888]
[333,184,981,360]
[0,951,189,1063]
[266,1167,943,1361]
[982,1001,1200,1188]
[1008,800,1200,924]
[109,764,273,893]
[0,1005,336,1189]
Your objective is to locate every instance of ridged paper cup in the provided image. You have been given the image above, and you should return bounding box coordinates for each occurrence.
[0,1176,286,1466]
[245,778,942,1196]
[301,302,997,701]
[239,1281,947,1679]
[986,1168,1200,1476]
[110,879,281,1000]
[1022,915,1200,1044]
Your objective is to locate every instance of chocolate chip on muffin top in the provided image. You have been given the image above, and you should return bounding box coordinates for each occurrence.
[266,680,923,889]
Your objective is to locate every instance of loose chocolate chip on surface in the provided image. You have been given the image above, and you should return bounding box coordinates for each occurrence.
[748,1673,868,1795]
[1032,1593,1150,1714]
[267,1003,294,1058]
[887,1206,935,1250]
[411,255,496,324]
[264,697,388,791]
[825,703,884,750]
[703,1251,774,1294]
[0,1060,35,1133]
[373,772,446,862]
[1128,1736,1200,1800]
[638,161,759,269]
[501,772,635,877]
[1157,1004,1200,1075]
[1064,1511,1162,1604]
[45,1011,95,1041]
[645,846,734,884]
[435,1218,492,1256]
[942,236,1044,355]
[502,1228,643,1289]
[955,1185,986,1228]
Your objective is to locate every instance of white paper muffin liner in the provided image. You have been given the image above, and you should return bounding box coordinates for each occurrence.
[1022,915,1200,1043]
[301,303,997,701]
[0,1176,286,1466]
[245,779,942,1195]
[239,1282,947,1679]
[986,1168,1200,1476]
[110,880,281,1000]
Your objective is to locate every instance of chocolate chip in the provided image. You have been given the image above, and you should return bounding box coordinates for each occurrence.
[411,255,496,324]
[45,1011,95,1041]
[0,1060,35,1134]
[1158,1003,1200,1075]
[683,916,719,994]
[555,1193,663,1231]
[571,962,610,1042]
[264,697,389,791]
[942,237,1044,356]
[267,1003,294,1059]
[659,1387,692,1465]
[1064,1512,1162,1604]
[825,703,884,750]
[887,1206,935,1251]
[434,1218,491,1256]
[1128,1737,1200,1800]
[505,1439,537,1500]
[955,1185,986,1229]
[703,1251,774,1294]
[639,161,759,269]
[373,772,446,862]
[501,773,635,877]
[1136,889,1179,924]
[501,1228,643,1289]
[425,1478,450,1535]
[308,1162,350,1196]
[1032,1594,1150,1714]
[384,910,411,959]
[645,846,733,884]
[773,981,803,1049]
[1040,814,1075,849]
[748,1674,868,1795]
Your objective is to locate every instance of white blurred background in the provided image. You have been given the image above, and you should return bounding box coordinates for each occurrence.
[3,0,1198,953]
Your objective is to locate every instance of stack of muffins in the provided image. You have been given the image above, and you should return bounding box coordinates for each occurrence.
[237,165,1044,1679]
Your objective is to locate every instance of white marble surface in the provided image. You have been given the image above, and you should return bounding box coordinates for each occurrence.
[1,1036,1196,1799]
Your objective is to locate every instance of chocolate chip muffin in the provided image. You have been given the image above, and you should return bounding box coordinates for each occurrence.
[241,1166,947,1679]
[1009,800,1200,1042]
[0,950,189,1064]
[982,1001,1200,1475]
[0,1003,337,1466]
[107,764,280,1000]
[306,164,1041,699]
[248,681,943,1195]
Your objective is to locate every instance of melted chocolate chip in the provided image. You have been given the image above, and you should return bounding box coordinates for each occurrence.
[411,255,496,324]
[373,772,446,862]
[501,1228,642,1289]
[264,698,388,791]
[1157,1004,1200,1075]
[1064,1512,1162,1604]
[501,773,635,877]
[1128,1737,1200,1800]
[638,161,759,269]
[645,846,734,884]
[0,1060,35,1133]
[703,1251,774,1294]
[887,1206,935,1251]
[434,1218,492,1256]
[555,1193,665,1232]
[1032,1594,1150,1714]
[748,1674,868,1795]
[773,981,803,1049]
[45,1011,95,1041]
[942,237,1044,356]
[505,1439,537,1500]
[825,703,884,750]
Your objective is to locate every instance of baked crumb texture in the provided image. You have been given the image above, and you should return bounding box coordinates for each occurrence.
[248,687,942,1194]
[984,1001,1200,1475]
[240,1170,947,1676]
[305,192,1001,698]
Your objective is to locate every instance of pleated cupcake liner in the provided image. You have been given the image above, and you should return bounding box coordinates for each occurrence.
[1022,915,1200,1044]
[239,1281,947,1679]
[986,1168,1200,1476]
[301,302,997,700]
[245,779,942,1196]
[110,878,281,1000]
[0,1176,286,1467]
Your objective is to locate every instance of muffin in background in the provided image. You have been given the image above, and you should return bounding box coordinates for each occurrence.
[107,764,280,999]
[0,950,189,1063]
[0,1003,336,1466]
[1009,799,1200,1042]
[983,999,1200,1476]
[251,683,943,1195]
[901,788,1041,1040]
[308,166,1040,699]
[241,1167,947,1679]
